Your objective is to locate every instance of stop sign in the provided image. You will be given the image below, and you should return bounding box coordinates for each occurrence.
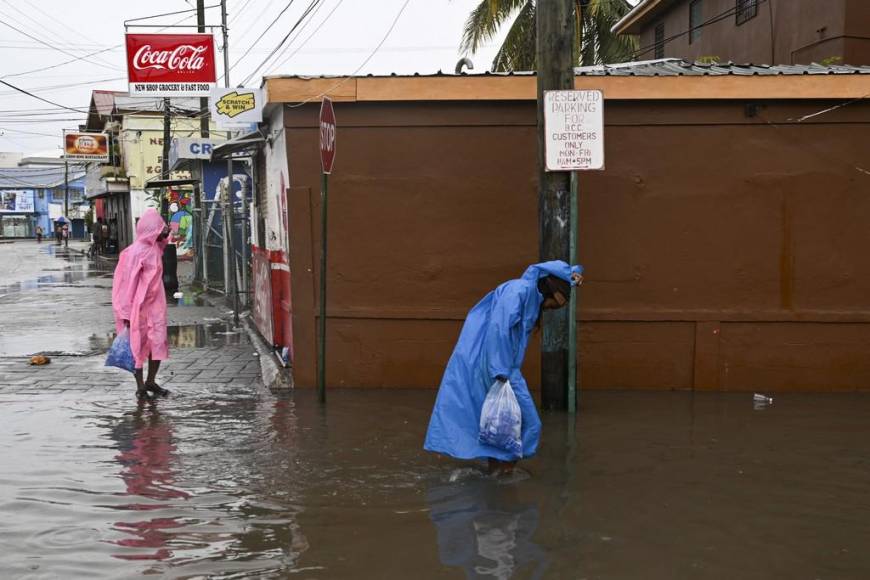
[319,97,336,174]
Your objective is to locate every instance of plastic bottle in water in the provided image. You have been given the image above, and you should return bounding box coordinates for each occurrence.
[753,393,773,404]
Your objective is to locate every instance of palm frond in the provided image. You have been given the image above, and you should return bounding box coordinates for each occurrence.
[460,0,530,55]
[490,0,536,71]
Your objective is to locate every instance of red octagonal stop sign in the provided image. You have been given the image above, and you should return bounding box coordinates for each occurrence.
[319,97,336,174]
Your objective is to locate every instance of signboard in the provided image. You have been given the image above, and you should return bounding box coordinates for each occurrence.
[169,137,217,169]
[0,190,35,213]
[209,88,264,129]
[319,97,336,174]
[544,90,604,171]
[64,132,109,161]
[125,33,217,97]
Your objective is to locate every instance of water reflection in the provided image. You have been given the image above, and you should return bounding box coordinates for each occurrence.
[108,404,188,561]
[427,474,548,579]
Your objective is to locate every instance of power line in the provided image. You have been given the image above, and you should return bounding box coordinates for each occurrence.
[1,1,117,69]
[267,0,346,74]
[2,12,197,79]
[264,0,336,76]
[287,0,412,108]
[0,79,89,114]
[228,0,299,74]
[241,0,325,86]
[229,0,257,24]
[0,16,120,72]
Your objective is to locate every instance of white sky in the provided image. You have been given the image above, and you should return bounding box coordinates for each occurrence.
[0,0,511,155]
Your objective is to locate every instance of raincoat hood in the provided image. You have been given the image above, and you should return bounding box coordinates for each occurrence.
[520,260,583,286]
[135,208,167,246]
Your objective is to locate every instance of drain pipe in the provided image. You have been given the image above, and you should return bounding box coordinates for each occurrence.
[455,57,474,74]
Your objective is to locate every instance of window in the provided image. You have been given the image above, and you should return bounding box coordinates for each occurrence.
[689,0,703,44]
[654,22,665,58]
[736,0,758,25]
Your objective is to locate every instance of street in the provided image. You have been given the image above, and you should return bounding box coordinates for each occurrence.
[2,241,870,578]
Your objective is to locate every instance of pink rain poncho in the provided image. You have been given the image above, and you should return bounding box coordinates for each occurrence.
[112,209,169,369]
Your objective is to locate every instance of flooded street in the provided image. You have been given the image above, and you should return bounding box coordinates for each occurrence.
[2,384,870,578]
[2,241,870,578]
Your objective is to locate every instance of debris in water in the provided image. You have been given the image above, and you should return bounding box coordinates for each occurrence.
[29,355,51,366]
[753,393,774,404]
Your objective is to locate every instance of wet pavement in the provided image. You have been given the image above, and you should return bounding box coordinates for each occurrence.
[0,241,231,357]
[2,241,870,578]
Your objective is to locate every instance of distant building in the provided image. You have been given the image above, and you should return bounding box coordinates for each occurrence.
[0,165,87,239]
[613,0,870,65]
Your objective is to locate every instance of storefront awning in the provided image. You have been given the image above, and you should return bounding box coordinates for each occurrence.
[210,131,265,161]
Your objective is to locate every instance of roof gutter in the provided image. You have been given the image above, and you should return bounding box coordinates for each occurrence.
[611,0,663,35]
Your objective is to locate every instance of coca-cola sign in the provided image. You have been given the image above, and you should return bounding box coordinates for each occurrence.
[126,34,216,97]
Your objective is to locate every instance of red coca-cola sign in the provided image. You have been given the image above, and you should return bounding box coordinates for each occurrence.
[125,34,217,97]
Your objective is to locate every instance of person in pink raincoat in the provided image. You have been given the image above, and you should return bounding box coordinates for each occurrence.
[112,208,171,401]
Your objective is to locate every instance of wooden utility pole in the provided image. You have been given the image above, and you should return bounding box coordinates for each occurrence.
[537,0,575,410]
[197,0,210,139]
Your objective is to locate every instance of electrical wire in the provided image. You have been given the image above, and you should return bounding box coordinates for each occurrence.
[286,0,412,108]
[0,16,120,72]
[228,0,299,75]
[263,0,336,76]
[240,0,324,86]
[0,79,89,113]
[266,0,345,74]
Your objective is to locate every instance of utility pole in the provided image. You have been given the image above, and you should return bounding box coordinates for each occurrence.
[221,0,240,326]
[196,0,209,287]
[197,0,210,140]
[537,0,575,411]
[63,158,69,219]
[162,97,171,218]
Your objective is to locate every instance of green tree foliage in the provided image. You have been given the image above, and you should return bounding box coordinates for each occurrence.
[460,0,639,72]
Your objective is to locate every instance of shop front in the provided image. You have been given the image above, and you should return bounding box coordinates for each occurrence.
[0,190,36,238]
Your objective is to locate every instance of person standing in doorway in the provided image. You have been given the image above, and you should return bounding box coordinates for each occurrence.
[92,218,103,255]
[35,225,43,244]
[424,261,583,475]
[112,208,172,401]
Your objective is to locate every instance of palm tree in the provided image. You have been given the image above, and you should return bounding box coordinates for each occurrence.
[460,0,639,72]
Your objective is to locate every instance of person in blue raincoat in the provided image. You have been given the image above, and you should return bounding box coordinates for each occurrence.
[424,261,583,473]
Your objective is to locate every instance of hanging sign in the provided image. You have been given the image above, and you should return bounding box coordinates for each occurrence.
[209,87,265,129]
[544,90,605,171]
[64,132,109,161]
[126,33,217,97]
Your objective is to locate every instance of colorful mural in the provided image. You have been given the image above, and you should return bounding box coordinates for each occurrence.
[166,189,193,260]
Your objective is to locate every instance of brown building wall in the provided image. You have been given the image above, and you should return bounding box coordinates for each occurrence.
[637,0,870,65]
[282,98,870,392]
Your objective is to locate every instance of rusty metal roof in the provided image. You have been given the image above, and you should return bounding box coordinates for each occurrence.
[574,59,870,76]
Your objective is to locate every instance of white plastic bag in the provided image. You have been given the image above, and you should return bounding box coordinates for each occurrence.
[478,379,523,458]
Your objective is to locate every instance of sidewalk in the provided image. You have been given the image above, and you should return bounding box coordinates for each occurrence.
[0,344,261,398]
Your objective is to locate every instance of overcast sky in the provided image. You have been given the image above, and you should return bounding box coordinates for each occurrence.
[0,0,639,156]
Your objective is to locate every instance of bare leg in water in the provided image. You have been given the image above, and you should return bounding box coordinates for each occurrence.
[133,358,169,399]
[145,358,169,397]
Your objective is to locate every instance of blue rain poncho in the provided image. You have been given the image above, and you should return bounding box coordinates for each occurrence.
[424,261,583,461]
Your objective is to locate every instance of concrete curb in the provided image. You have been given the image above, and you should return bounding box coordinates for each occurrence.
[198,290,293,391]
[239,315,294,391]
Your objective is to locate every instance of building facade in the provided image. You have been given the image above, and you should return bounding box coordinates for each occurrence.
[614,0,870,65]
[259,64,870,392]
[0,165,87,239]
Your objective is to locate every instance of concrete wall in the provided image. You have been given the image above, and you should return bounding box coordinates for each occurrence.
[637,0,870,65]
[281,98,870,392]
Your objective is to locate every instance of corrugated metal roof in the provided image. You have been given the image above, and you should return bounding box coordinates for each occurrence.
[574,59,870,76]
[0,166,86,189]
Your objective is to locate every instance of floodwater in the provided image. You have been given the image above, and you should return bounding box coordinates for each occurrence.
[0,244,232,357]
[2,388,870,578]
